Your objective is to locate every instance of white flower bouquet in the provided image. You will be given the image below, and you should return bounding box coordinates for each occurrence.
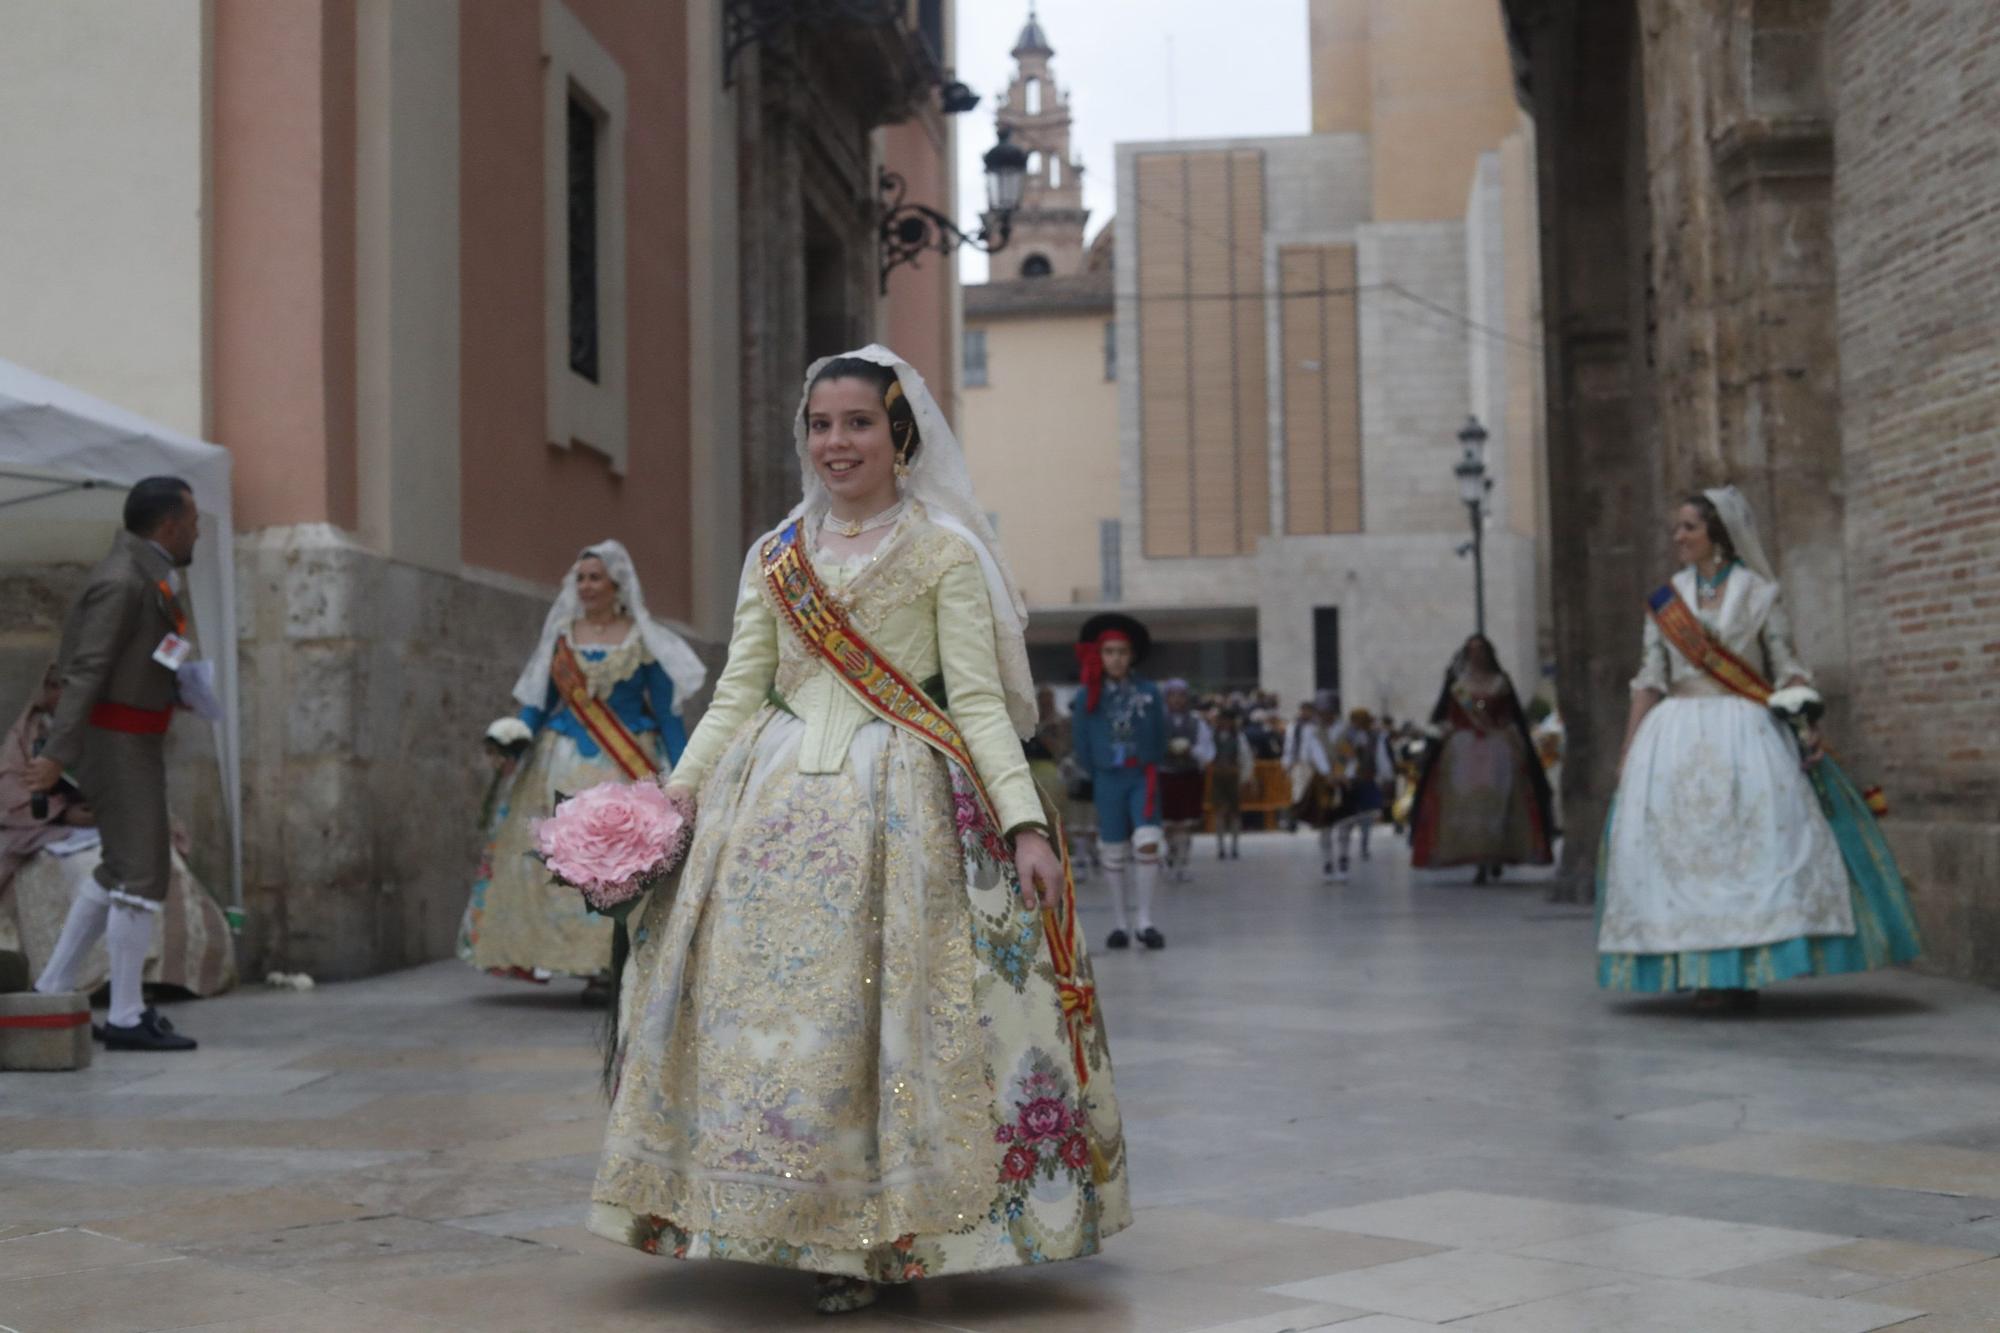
[1767,685,1826,761]
[1767,685,1825,724]
[479,717,536,829]
[485,717,534,752]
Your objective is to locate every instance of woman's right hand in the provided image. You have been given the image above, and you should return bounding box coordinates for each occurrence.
[662,782,697,823]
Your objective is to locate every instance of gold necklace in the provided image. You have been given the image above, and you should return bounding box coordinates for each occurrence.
[823,500,905,539]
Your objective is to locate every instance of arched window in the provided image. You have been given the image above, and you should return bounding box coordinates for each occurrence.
[1049,157,1062,188]
[1027,151,1042,177]
[1020,253,1053,278]
[1024,78,1042,115]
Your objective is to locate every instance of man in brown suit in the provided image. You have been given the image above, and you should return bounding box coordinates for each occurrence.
[26,476,203,1051]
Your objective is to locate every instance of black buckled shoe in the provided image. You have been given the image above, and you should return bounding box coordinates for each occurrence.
[93,1006,176,1044]
[1138,926,1166,950]
[101,1009,197,1051]
[1105,928,1130,950]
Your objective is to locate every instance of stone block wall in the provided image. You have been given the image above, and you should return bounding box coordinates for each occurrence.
[1831,0,2000,973]
[1255,530,1538,722]
[226,525,535,978]
[1357,221,1473,535]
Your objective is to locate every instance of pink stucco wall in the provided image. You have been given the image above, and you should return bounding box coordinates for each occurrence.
[212,0,358,532]
[457,0,693,620]
[880,117,958,429]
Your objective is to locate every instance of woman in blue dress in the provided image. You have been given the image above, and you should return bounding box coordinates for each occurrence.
[460,540,705,1002]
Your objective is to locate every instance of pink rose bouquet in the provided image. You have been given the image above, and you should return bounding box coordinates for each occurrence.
[534,780,692,914]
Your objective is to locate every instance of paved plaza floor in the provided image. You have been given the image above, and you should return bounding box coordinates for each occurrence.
[5,832,2000,1330]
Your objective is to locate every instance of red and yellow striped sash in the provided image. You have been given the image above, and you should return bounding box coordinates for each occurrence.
[759,520,1099,1085]
[1646,584,1773,705]
[1648,584,1888,815]
[549,637,658,781]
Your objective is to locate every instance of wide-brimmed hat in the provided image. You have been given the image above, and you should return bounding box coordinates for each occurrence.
[1077,612,1152,663]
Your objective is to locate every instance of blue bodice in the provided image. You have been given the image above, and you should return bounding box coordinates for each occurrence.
[519,648,688,766]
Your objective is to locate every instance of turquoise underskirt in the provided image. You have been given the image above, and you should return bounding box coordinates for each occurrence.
[1597,757,1922,992]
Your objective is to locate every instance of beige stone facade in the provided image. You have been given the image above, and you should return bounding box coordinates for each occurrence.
[0,0,962,979]
[1503,0,2000,982]
[1099,5,1547,715]
[961,277,1117,609]
[960,14,1118,621]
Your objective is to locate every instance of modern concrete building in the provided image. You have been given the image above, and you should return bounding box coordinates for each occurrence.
[0,0,965,978]
[1502,0,2000,975]
[1103,0,1548,715]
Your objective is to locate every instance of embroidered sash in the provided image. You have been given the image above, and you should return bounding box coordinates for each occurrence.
[759,519,1100,1086]
[1646,584,1772,705]
[1647,585,1889,815]
[549,637,658,781]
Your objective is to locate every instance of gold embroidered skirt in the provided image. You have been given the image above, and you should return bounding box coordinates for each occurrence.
[459,730,656,978]
[591,707,1129,1280]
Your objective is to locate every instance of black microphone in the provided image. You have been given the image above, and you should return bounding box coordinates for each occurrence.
[30,738,49,822]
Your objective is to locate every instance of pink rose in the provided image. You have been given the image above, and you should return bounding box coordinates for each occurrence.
[534,781,689,910]
[1018,1096,1070,1142]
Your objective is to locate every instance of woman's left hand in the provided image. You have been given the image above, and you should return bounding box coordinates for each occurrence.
[1012,830,1063,911]
[1799,723,1826,770]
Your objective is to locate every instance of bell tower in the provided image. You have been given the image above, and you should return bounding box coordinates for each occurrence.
[996,7,1088,278]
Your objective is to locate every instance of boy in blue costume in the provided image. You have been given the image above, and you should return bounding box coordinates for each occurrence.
[1071,614,1167,949]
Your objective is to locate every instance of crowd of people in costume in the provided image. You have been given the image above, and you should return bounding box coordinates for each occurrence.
[10,341,1925,1315]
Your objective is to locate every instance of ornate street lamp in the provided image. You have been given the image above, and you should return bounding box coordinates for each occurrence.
[1453,415,1492,635]
[878,127,1029,293]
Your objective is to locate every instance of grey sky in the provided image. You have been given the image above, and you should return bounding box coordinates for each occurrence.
[952,0,1311,283]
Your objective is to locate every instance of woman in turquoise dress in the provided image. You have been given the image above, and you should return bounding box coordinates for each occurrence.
[459,540,704,1003]
[1598,488,1920,1009]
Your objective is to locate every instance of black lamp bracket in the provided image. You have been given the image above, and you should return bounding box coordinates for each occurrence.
[878,169,1013,294]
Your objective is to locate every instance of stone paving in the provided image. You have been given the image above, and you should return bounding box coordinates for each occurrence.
[5,833,2000,1330]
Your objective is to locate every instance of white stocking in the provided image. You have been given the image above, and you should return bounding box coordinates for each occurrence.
[1133,829,1163,932]
[1317,826,1334,861]
[1098,841,1132,932]
[105,901,158,1028]
[34,879,112,995]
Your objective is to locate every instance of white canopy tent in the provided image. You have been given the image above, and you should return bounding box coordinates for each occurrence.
[0,355,241,908]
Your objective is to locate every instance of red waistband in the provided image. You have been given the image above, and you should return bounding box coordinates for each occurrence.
[90,701,174,734]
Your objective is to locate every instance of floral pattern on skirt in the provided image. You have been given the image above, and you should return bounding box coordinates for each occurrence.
[591,707,1129,1280]
[459,730,657,978]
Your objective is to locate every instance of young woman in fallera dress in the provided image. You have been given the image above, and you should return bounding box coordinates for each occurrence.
[1596,487,1920,1010]
[589,347,1128,1315]
[459,541,705,1004]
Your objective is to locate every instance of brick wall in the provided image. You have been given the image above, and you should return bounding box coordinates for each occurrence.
[1832,0,2000,973]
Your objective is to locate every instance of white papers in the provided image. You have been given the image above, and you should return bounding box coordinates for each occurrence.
[45,829,102,857]
[177,659,224,723]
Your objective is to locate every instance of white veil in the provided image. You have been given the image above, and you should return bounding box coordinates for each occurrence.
[511,538,708,714]
[786,344,1038,738]
[1703,485,1777,582]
